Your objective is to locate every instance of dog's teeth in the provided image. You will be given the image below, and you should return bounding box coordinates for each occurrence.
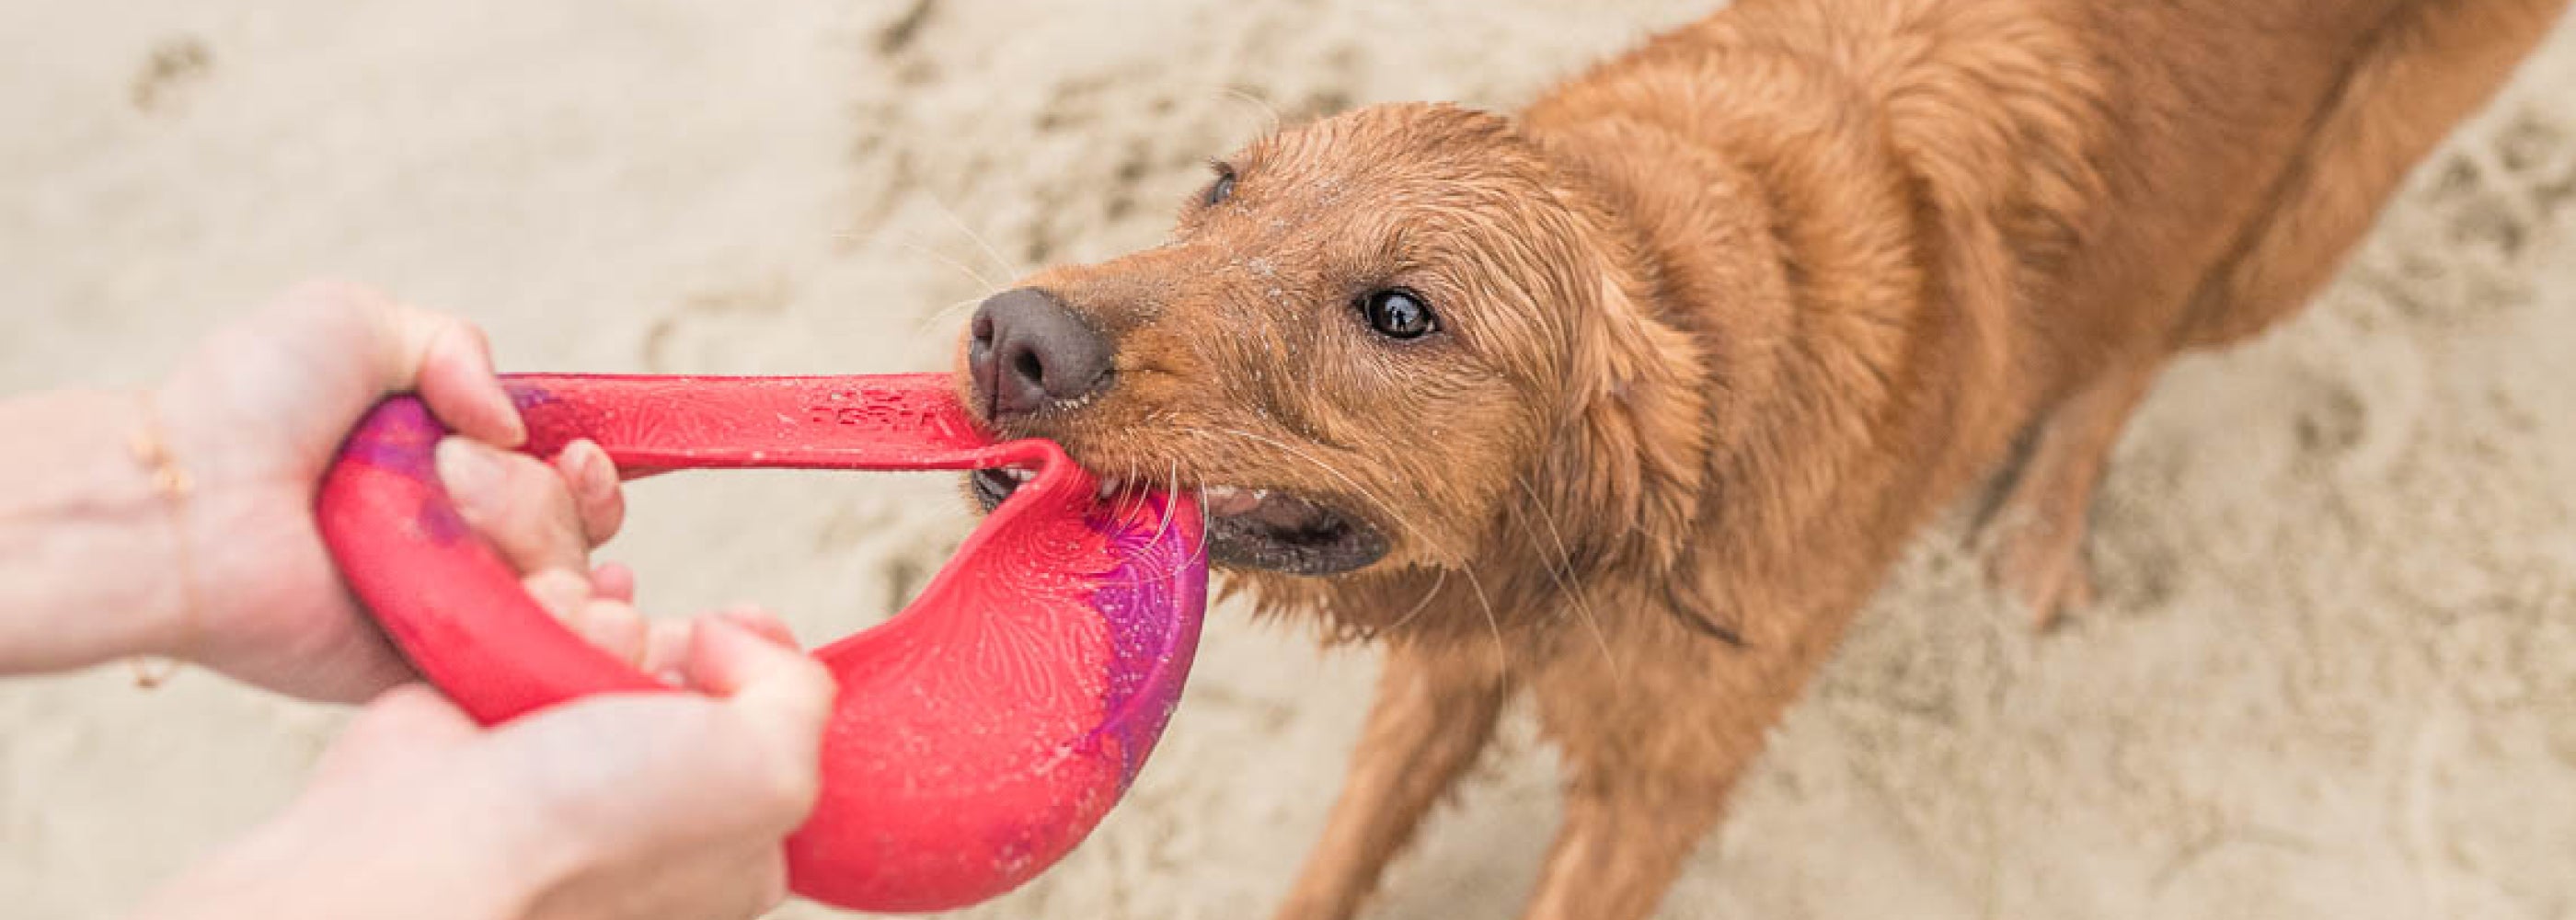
[1004,468,1034,483]
[1097,478,1122,500]
[1202,485,1265,516]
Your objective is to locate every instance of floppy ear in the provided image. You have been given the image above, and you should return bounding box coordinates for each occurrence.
[1533,273,1709,582]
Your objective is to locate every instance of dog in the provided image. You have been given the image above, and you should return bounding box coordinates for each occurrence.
[952,0,2569,916]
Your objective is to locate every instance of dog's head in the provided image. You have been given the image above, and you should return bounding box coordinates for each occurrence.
[957,102,1708,601]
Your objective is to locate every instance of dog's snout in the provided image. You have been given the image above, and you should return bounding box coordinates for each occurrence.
[968,287,1114,420]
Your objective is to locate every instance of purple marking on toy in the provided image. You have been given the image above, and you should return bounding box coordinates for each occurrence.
[1084,512,1208,786]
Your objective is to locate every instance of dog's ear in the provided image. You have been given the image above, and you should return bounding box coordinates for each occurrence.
[1532,272,1709,582]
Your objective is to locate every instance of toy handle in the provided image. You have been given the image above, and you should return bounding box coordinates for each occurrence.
[319,374,1036,722]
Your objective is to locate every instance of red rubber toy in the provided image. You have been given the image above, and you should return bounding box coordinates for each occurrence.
[315,374,1207,912]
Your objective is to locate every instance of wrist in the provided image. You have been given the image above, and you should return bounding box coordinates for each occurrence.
[144,376,290,676]
[0,389,196,674]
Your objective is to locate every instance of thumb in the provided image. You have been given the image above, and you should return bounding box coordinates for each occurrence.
[254,280,525,447]
[362,293,525,448]
[686,616,836,782]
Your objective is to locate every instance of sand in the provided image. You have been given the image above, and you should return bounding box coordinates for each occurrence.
[3,2,2572,917]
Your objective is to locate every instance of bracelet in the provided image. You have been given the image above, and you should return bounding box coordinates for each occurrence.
[127,390,197,689]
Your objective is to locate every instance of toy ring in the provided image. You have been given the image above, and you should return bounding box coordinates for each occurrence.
[315,373,1207,912]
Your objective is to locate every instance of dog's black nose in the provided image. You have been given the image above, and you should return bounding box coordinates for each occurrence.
[968,287,1113,420]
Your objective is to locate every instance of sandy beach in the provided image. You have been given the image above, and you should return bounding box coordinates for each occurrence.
[4,2,2573,917]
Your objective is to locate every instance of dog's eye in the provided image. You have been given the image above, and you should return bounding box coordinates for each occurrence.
[1358,288,1437,340]
[1202,164,1236,207]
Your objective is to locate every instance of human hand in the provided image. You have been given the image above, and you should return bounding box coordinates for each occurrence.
[132,616,834,920]
[146,281,525,701]
[431,431,711,681]
[131,285,839,920]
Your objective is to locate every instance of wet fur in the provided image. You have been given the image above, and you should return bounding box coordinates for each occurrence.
[956,0,2568,916]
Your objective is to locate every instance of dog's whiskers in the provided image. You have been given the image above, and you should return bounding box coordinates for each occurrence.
[1214,86,1284,136]
[1383,565,1451,633]
[1198,428,1431,552]
[1512,475,1620,681]
[838,231,1006,296]
[1195,427,1512,664]
[922,293,991,329]
[1455,565,1509,669]
[1141,457,1179,554]
[918,190,1028,283]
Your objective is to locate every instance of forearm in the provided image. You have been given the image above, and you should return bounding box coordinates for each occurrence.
[0,388,188,675]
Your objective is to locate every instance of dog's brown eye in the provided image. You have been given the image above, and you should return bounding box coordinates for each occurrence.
[1202,165,1236,206]
[1359,289,1436,339]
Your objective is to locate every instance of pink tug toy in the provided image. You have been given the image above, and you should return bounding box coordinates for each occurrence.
[315,374,1209,912]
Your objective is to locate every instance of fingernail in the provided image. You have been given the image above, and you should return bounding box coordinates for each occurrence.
[431,321,526,448]
[434,437,500,498]
[573,443,613,499]
[495,403,529,447]
[465,326,527,447]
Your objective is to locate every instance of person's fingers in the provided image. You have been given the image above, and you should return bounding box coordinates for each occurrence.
[387,300,525,448]
[714,605,799,650]
[552,440,626,545]
[522,569,592,620]
[573,599,649,667]
[312,684,481,785]
[523,570,646,666]
[458,649,825,909]
[262,281,523,447]
[684,616,834,797]
[683,616,801,696]
[635,605,789,685]
[590,562,637,604]
[440,436,592,575]
[519,569,651,665]
[641,618,693,683]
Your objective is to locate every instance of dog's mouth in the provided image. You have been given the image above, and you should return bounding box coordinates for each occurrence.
[972,467,1389,576]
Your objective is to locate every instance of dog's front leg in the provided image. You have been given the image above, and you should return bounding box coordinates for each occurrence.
[1274,638,1514,920]
[1521,608,1829,920]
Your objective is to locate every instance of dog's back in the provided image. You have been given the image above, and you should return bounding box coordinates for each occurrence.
[1516,0,2568,623]
[1537,0,2558,407]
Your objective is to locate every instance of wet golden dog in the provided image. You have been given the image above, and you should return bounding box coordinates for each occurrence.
[954,0,2567,916]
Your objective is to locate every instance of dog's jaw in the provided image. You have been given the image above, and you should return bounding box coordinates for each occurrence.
[970,467,1391,575]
